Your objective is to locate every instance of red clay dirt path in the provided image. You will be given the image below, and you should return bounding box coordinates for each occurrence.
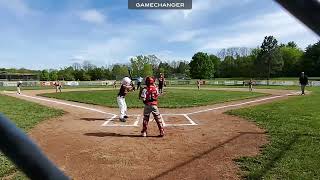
[2,88,300,180]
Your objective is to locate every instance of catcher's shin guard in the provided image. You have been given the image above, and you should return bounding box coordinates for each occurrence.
[141,115,150,133]
[154,114,164,133]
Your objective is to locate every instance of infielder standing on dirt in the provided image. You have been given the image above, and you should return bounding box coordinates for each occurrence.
[299,72,308,95]
[117,77,133,122]
[140,76,165,137]
[16,81,22,94]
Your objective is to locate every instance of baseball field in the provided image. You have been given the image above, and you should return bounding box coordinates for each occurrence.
[1,85,319,179]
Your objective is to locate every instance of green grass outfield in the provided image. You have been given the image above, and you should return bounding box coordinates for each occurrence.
[228,87,320,179]
[0,94,63,179]
[39,89,266,108]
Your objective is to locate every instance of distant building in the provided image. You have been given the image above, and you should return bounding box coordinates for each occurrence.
[0,71,39,81]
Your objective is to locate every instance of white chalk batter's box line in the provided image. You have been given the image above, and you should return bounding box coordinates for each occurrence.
[101,114,198,127]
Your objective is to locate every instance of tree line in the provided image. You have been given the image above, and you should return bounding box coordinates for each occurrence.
[1,36,319,81]
[190,36,320,79]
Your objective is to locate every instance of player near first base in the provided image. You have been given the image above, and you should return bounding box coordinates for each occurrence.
[140,76,165,137]
[299,72,308,95]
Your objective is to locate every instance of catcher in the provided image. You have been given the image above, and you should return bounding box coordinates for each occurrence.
[140,76,165,137]
[117,77,134,122]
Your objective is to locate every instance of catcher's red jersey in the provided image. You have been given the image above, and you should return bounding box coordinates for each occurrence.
[141,85,159,105]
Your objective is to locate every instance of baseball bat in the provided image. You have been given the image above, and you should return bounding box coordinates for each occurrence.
[0,114,69,180]
[128,68,136,91]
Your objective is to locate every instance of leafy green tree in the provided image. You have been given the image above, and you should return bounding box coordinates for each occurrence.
[40,70,50,81]
[142,64,153,77]
[220,56,236,78]
[300,41,320,76]
[112,64,128,80]
[88,67,104,80]
[58,67,75,81]
[279,46,303,76]
[157,62,174,77]
[209,55,221,78]
[255,36,283,81]
[176,61,190,78]
[73,69,85,81]
[189,52,215,79]
[49,70,58,81]
[83,72,91,81]
[103,68,112,80]
[287,41,298,48]
[130,55,161,77]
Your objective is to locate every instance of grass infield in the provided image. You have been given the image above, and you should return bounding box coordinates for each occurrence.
[39,89,266,108]
[228,87,320,179]
[0,94,63,179]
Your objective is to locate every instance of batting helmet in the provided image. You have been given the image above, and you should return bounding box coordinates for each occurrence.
[121,77,131,85]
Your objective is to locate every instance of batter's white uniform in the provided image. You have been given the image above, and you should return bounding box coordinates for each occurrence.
[117,77,132,120]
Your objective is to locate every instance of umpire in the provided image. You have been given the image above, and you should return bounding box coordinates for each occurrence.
[299,72,308,95]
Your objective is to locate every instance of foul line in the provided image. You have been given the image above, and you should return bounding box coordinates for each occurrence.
[186,93,299,115]
[19,94,117,116]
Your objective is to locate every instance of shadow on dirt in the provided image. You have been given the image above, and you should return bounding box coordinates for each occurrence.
[80,118,107,121]
[150,131,265,180]
[84,132,161,138]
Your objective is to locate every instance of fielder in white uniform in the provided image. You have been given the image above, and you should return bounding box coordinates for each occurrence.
[117,77,133,122]
[17,81,22,94]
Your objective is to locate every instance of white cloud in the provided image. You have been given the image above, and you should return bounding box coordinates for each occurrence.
[149,0,253,26]
[69,55,86,63]
[199,11,319,51]
[72,37,136,65]
[79,9,106,24]
[0,0,32,16]
[151,50,190,62]
[167,30,204,43]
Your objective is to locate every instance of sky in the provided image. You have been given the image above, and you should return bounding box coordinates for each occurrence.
[0,0,319,70]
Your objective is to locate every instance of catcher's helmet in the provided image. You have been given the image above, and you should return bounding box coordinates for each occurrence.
[145,76,155,86]
[121,77,131,85]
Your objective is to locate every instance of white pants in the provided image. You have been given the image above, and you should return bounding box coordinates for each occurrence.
[17,87,21,94]
[117,96,127,119]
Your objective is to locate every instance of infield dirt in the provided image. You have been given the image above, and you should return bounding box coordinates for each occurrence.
[2,88,300,179]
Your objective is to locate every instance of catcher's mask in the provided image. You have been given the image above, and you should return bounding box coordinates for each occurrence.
[145,76,155,86]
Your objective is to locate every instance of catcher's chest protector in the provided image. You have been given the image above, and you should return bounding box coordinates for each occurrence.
[145,86,158,105]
